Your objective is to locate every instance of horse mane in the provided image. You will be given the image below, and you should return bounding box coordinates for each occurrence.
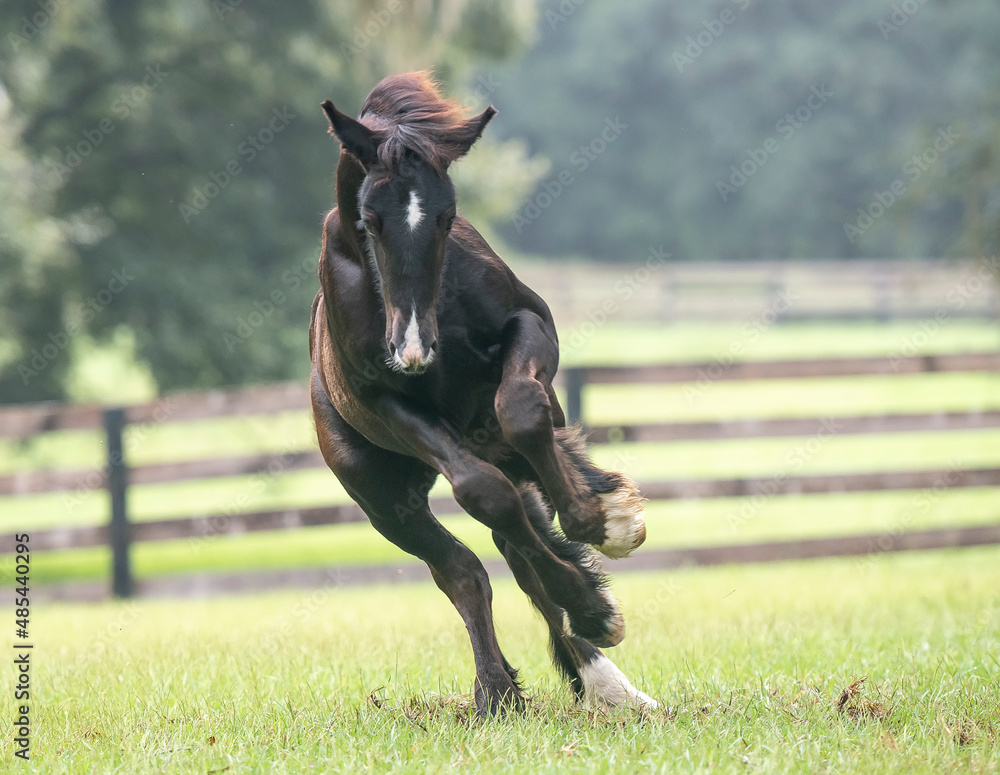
[358,71,484,176]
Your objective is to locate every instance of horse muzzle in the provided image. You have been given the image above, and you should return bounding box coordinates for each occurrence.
[387,306,437,374]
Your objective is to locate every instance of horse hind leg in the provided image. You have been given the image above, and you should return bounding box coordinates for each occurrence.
[553,426,647,559]
[494,485,658,710]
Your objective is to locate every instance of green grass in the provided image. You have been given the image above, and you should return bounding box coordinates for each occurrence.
[16,549,1000,773]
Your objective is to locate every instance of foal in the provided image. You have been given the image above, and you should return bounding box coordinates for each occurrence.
[309,72,656,716]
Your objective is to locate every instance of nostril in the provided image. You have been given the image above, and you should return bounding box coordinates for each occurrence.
[388,341,397,357]
[427,339,438,356]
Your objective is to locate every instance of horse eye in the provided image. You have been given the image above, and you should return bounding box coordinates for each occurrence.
[445,216,456,232]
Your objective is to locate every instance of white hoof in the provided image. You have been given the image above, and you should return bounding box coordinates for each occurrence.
[579,653,659,711]
[594,484,647,559]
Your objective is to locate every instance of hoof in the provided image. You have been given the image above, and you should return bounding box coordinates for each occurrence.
[568,590,625,648]
[474,676,523,719]
[593,483,647,559]
[580,653,659,711]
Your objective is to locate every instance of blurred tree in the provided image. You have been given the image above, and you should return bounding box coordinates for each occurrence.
[488,0,1000,262]
[0,0,542,402]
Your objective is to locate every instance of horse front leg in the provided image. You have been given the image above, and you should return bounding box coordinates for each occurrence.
[373,394,625,648]
[495,311,647,559]
[313,378,521,717]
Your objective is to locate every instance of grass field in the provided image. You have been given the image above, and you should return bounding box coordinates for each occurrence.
[4,320,999,772]
[9,549,999,773]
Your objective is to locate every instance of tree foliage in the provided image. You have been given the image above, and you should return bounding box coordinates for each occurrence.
[0,0,541,402]
[490,0,1000,262]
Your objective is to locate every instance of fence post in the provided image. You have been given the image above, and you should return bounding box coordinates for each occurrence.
[564,367,585,427]
[104,407,133,598]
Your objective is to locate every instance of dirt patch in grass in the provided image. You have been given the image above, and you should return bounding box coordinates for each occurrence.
[836,677,891,722]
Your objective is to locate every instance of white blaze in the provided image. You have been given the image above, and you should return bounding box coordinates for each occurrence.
[406,190,423,231]
[399,306,422,365]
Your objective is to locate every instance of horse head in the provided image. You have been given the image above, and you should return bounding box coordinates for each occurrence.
[321,73,495,375]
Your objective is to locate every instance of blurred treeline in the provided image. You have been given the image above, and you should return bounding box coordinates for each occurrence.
[489,0,1000,263]
[1,0,998,403]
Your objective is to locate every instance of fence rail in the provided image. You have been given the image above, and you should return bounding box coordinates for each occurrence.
[2,349,998,599]
[512,257,999,324]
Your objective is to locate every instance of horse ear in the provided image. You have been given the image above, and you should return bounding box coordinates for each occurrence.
[446,105,497,164]
[321,100,380,168]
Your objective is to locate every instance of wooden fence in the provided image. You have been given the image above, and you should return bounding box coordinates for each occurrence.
[2,351,999,601]
[511,257,999,324]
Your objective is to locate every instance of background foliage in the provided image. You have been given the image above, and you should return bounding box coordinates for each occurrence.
[0,0,541,402]
[1,0,997,402]
[489,0,1000,263]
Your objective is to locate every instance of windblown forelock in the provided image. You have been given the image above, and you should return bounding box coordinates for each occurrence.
[358,71,476,176]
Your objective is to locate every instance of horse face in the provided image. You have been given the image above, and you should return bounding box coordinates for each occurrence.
[321,96,495,375]
[358,157,455,375]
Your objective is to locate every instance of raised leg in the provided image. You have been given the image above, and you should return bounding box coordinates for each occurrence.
[368,390,624,648]
[495,311,646,558]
